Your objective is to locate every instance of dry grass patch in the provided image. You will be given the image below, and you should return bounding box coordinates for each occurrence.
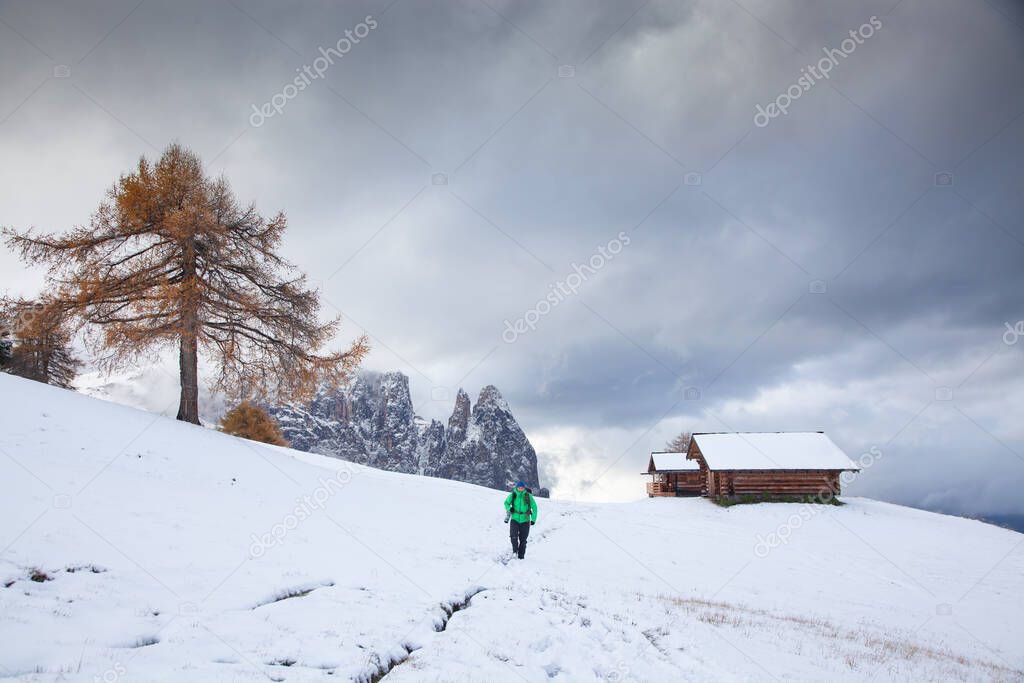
[652,593,1022,681]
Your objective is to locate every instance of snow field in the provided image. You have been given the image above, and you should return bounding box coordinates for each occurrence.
[1,374,1022,681]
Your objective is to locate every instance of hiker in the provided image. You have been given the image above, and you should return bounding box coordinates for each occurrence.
[504,481,538,559]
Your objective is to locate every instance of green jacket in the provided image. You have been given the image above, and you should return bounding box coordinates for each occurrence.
[504,489,537,524]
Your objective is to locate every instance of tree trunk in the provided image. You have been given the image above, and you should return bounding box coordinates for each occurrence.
[176,236,201,424]
[176,332,200,423]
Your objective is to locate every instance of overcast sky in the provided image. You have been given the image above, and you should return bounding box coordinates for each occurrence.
[2,0,1023,516]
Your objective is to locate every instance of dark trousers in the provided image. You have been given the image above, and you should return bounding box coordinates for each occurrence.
[510,519,531,558]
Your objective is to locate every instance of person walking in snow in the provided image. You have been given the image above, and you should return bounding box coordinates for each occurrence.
[504,481,538,559]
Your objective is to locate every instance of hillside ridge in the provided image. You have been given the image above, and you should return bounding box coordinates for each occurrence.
[1,374,1021,681]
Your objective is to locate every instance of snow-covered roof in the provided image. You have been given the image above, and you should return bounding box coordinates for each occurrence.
[691,432,859,471]
[649,452,700,471]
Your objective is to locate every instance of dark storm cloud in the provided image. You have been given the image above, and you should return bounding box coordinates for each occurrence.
[1,0,1022,516]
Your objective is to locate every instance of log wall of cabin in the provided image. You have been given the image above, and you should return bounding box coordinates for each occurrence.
[709,470,842,497]
[685,443,711,496]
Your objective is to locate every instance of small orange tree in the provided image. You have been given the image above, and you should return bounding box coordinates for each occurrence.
[0,297,82,389]
[4,143,368,423]
[220,401,289,446]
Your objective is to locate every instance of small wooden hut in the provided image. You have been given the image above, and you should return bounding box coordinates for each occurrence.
[644,452,703,497]
[686,432,859,498]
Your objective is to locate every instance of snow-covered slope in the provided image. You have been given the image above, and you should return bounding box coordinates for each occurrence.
[1,374,1021,682]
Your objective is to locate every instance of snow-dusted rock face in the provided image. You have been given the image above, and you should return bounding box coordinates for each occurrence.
[268,372,544,494]
[446,388,470,444]
[443,384,542,494]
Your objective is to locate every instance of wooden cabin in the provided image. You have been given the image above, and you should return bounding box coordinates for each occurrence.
[685,432,859,499]
[644,452,703,497]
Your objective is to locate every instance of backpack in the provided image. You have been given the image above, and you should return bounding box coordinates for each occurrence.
[509,488,532,514]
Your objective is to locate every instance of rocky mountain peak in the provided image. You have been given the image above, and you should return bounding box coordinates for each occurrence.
[447,388,471,443]
[474,385,510,414]
[267,371,544,495]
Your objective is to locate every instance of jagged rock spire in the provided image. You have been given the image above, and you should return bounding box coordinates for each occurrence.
[447,388,471,443]
[267,371,544,494]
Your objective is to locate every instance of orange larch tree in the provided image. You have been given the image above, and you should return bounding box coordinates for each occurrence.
[4,143,368,423]
[0,297,82,389]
